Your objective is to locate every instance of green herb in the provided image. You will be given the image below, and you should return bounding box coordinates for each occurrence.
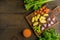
[37,28,60,40]
[24,0,54,10]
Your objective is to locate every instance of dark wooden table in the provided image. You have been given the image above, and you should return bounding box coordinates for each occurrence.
[0,0,60,40]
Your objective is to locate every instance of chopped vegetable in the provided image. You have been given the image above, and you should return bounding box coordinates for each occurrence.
[41,27,45,31]
[40,20,47,23]
[39,16,46,23]
[33,22,38,26]
[42,6,46,10]
[40,16,46,20]
[32,17,35,22]
[33,25,41,33]
[36,14,40,21]
[48,23,51,27]
[34,12,37,15]
[44,24,47,27]
[50,21,54,25]
[37,25,41,33]
[24,0,54,10]
[44,8,50,13]
[52,17,56,21]
[47,17,51,21]
[43,14,49,17]
[32,14,40,22]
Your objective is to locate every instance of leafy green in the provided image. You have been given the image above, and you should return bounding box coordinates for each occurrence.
[24,0,54,10]
[37,28,60,40]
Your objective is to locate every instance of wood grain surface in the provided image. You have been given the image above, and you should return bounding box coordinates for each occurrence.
[0,0,60,40]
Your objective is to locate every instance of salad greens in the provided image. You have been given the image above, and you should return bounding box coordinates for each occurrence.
[24,0,54,10]
[37,28,60,40]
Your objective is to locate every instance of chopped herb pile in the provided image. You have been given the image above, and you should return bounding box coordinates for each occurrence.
[37,28,60,40]
[24,0,54,10]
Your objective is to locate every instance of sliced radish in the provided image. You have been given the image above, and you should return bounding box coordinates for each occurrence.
[47,17,51,21]
[52,17,56,21]
[41,27,45,31]
[50,21,54,25]
[44,24,47,27]
[48,23,51,27]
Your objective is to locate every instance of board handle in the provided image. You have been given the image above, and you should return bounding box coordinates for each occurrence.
[50,6,60,17]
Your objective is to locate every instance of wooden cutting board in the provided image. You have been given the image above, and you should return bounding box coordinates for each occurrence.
[26,4,60,37]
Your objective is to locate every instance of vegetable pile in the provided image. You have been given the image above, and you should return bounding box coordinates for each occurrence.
[24,0,60,40]
[37,28,60,40]
[31,6,57,35]
[24,0,54,10]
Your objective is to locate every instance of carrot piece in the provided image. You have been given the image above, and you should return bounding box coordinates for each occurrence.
[44,8,50,13]
[40,8,43,11]
[37,10,40,13]
[42,6,46,10]
[34,12,37,15]
[41,12,44,15]
[39,11,42,13]
[23,28,32,38]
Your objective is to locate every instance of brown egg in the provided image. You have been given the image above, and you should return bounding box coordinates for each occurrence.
[23,28,32,38]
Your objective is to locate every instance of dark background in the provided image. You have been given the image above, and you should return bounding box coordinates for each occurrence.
[0,0,60,40]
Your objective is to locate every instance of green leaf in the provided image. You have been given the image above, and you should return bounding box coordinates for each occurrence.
[25,3,34,10]
[37,28,60,40]
[24,0,54,10]
[33,5,39,10]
